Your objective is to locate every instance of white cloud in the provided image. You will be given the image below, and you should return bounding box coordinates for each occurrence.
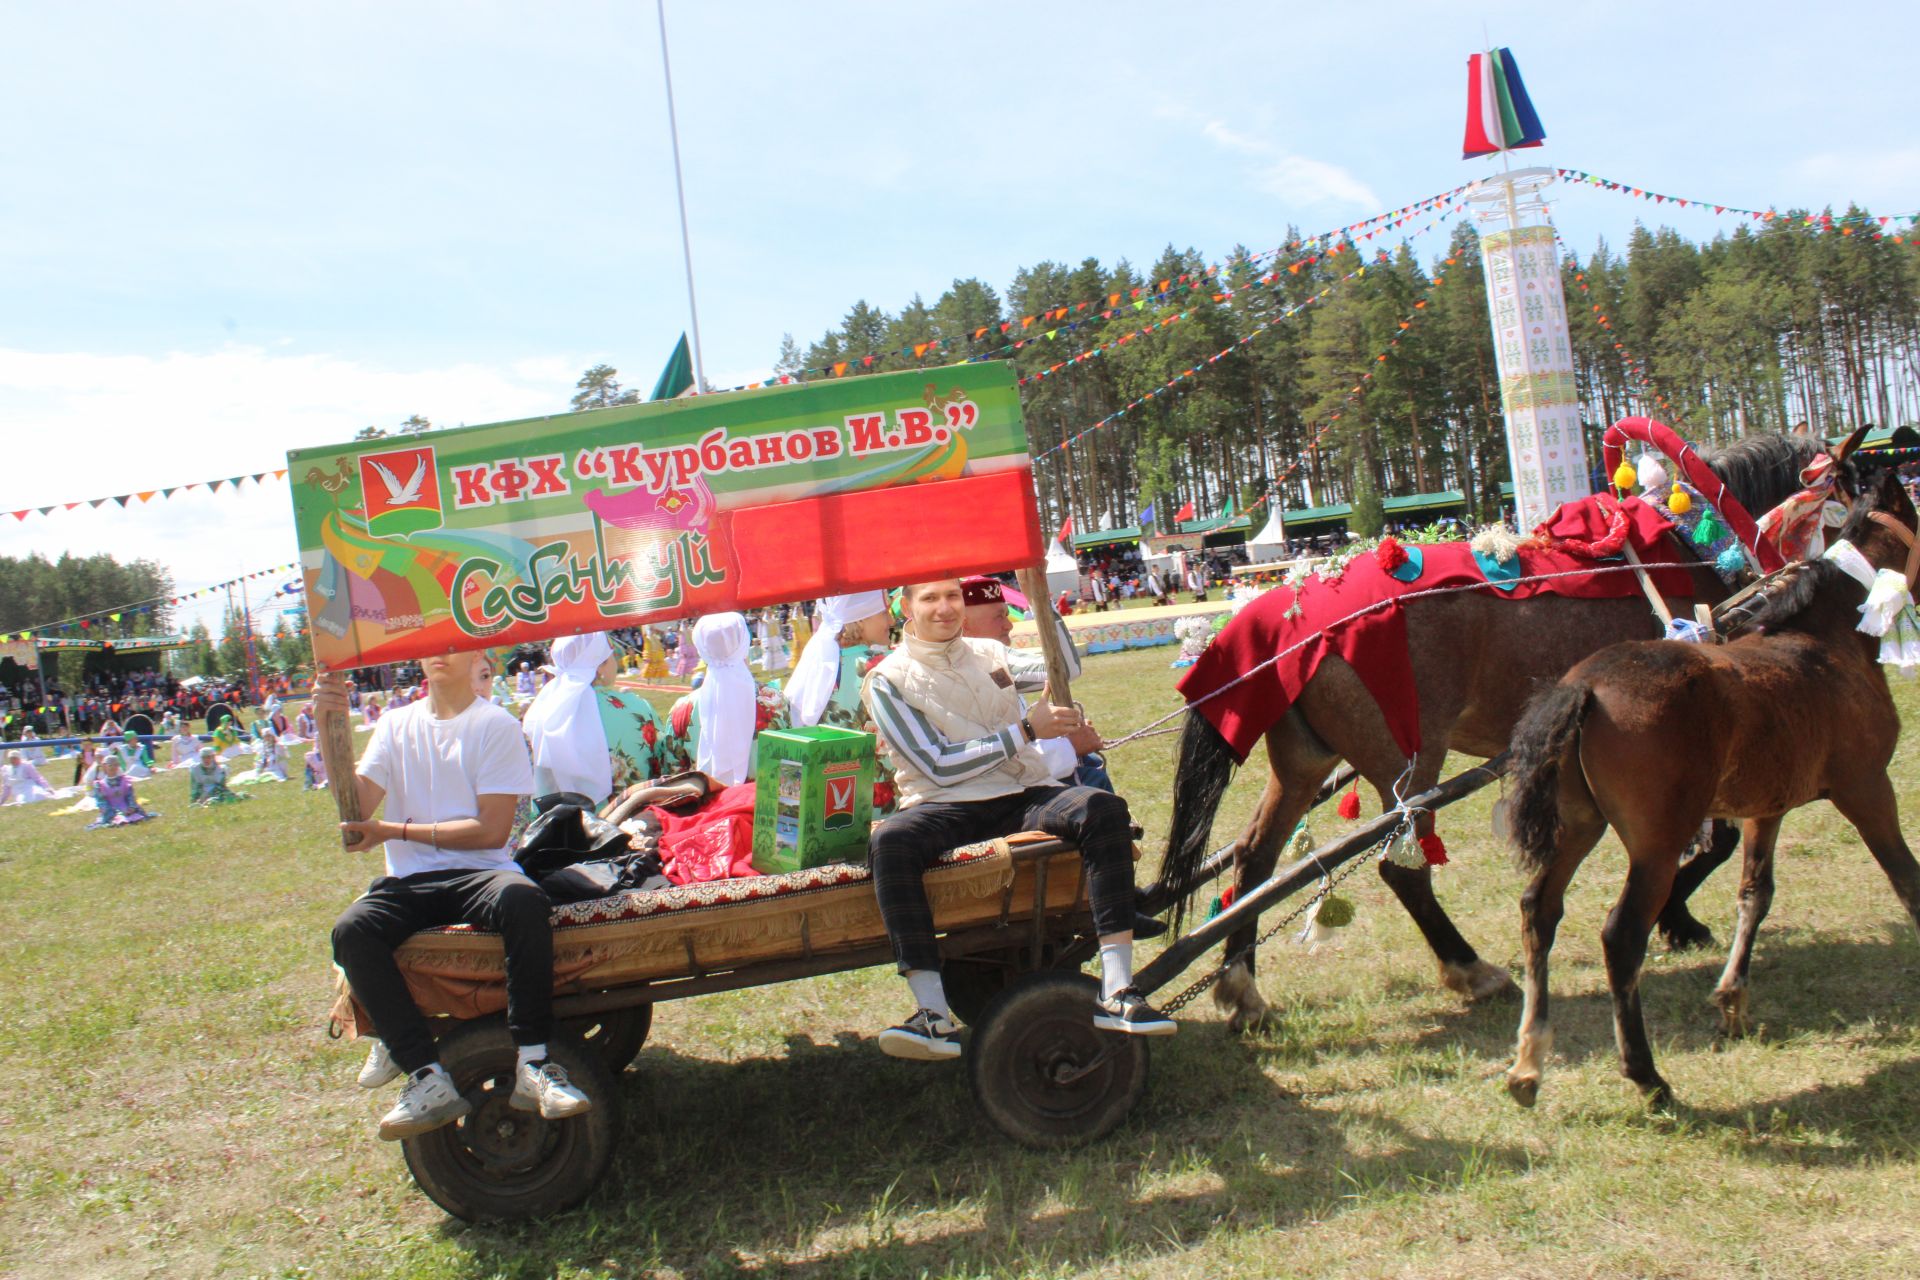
[1194,117,1379,209]
[0,344,581,635]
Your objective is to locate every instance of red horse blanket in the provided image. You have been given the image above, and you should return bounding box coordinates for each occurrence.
[1179,496,1698,762]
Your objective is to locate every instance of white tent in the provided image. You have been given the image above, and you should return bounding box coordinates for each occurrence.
[1247,509,1289,563]
[1044,539,1081,597]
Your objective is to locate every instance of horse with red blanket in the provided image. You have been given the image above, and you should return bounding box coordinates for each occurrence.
[1154,427,1872,1032]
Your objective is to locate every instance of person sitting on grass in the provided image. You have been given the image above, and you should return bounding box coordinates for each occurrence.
[189,746,249,806]
[231,727,289,784]
[862,579,1177,1061]
[2,750,59,805]
[87,754,156,828]
[316,653,590,1141]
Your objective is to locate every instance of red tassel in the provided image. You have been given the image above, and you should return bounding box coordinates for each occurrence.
[1220,884,1237,909]
[1373,535,1408,573]
[1419,833,1449,866]
[1337,787,1361,821]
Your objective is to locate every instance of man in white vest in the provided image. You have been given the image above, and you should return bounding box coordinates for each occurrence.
[862,579,1176,1060]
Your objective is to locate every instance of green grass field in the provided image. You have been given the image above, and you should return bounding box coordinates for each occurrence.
[5,648,1920,1278]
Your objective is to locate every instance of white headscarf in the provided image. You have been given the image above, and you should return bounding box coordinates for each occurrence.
[786,591,887,727]
[690,613,756,785]
[522,631,614,803]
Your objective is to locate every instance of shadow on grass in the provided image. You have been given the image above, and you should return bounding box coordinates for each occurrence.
[430,1029,1525,1278]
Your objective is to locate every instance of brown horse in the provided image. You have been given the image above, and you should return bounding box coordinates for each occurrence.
[1502,468,1920,1107]
[1156,428,1871,1032]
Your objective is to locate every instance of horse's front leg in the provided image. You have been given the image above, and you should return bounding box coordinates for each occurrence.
[1710,816,1781,1038]
[1828,771,1920,932]
[1374,744,1516,1001]
[1658,819,1740,951]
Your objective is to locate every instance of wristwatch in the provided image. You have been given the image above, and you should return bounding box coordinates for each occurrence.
[1020,716,1036,742]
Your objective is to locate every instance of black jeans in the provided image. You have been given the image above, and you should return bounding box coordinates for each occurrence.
[869,784,1135,973]
[332,866,555,1074]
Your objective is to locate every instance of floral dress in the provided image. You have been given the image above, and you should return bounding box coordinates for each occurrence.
[88,774,156,828]
[596,687,684,792]
[190,760,249,806]
[664,684,791,782]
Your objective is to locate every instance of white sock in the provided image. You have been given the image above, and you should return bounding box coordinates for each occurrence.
[515,1043,547,1069]
[905,969,952,1019]
[1099,941,1134,1000]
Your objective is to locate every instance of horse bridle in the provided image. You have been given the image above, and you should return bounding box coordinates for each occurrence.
[1866,511,1920,591]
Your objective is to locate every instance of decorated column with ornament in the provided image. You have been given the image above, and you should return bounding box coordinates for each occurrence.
[1460,48,1589,531]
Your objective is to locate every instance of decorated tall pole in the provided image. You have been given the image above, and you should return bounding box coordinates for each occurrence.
[1460,48,1587,532]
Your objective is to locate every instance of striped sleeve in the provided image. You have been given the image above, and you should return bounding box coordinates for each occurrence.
[868,670,1023,785]
[1005,618,1081,693]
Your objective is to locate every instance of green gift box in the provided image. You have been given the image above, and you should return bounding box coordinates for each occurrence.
[750,726,877,875]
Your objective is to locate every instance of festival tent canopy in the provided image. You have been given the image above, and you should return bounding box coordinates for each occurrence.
[1069,526,1141,549]
[1177,511,1253,535]
[1278,501,1354,533]
[1249,510,1288,545]
[1382,489,1468,517]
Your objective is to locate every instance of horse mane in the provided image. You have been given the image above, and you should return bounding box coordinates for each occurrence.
[1700,434,1833,517]
[1724,477,1898,636]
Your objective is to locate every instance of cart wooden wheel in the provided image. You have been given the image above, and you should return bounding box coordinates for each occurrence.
[403,1020,620,1221]
[558,1004,652,1073]
[967,971,1148,1149]
[943,951,1021,1026]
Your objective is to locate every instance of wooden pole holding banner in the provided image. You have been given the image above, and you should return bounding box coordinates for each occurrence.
[315,672,364,849]
[1015,566,1074,707]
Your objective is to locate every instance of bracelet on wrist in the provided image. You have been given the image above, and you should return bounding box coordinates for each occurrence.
[1020,716,1036,742]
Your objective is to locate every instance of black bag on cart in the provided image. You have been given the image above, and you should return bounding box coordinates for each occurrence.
[517,793,668,904]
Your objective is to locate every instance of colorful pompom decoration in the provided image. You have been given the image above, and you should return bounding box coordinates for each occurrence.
[1716,544,1748,576]
[1612,461,1639,492]
[1636,456,1669,492]
[1337,784,1361,821]
[1667,486,1691,515]
[1419,833,1449,866]
[1692,510,1726,546]
[1315,894,1355,928]
[1374,536,1409,573]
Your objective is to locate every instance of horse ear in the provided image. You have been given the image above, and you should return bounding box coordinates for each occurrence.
[1832,422,1874,463]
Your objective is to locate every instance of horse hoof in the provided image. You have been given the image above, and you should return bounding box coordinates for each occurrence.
[1505,1072,1540,1108]
[1443,961,1519,1003]
[1226,1006,1273,1036]
[1660,916,1717,952]
[1711,987,1750,1039]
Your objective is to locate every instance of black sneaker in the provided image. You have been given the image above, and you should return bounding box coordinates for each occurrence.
[1093,987,1177,1036]
[877,1008,962,1061]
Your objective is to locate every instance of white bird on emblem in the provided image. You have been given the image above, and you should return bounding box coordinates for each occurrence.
[369,458,427,505]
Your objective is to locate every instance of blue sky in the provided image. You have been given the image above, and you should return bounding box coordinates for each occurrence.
[3,0,1915,636]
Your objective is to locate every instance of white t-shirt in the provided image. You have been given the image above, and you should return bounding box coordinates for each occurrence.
[356,697,534,879]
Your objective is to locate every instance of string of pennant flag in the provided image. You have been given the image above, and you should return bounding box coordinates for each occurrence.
[724,184,1474,392]
[1032,199,1467,467]
[6,468,289,524]
[1554,229,1682,422]
[0,562,301,643]
[1558,168,1920,237]
[1019,199,1467,388]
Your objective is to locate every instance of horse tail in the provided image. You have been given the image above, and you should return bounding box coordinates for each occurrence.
[1507,681,1594,875]
[1154,712,1240,932]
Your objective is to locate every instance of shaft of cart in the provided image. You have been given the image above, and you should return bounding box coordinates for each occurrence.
[1131,755,1508,999]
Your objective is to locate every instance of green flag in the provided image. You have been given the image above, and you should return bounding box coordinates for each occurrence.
[1222,495,1236,519]
[649,333,695,401]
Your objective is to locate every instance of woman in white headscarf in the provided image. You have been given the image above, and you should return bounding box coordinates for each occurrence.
[522,631,618,805]
[685,613,759,785]
[785,591,891,729]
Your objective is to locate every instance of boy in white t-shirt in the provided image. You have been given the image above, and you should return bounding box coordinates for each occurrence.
[314,652,591,1141]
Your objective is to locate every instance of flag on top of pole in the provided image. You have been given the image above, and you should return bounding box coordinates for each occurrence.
[1461,47,1546,158]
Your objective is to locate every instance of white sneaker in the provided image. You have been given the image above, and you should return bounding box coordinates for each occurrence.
[377,1067,471,1140]
[357,1039,401,1089]
[510,1059,594,1120]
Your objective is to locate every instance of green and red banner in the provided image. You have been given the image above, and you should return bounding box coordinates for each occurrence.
[287,362,1041,671]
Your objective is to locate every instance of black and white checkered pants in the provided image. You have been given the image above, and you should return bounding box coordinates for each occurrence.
[868,783,1135,974]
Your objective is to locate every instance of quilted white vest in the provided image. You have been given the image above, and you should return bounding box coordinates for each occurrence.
[868,631,1055,808]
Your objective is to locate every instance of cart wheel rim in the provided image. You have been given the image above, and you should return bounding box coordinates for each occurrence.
[426,1071,575,1190]
[1002,1015,1122,1121]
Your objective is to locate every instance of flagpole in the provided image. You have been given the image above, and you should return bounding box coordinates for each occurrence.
[655,0,708,393]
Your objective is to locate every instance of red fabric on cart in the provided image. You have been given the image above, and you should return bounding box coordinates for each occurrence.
[1178,496,1696,763]
[651,782,761,885]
